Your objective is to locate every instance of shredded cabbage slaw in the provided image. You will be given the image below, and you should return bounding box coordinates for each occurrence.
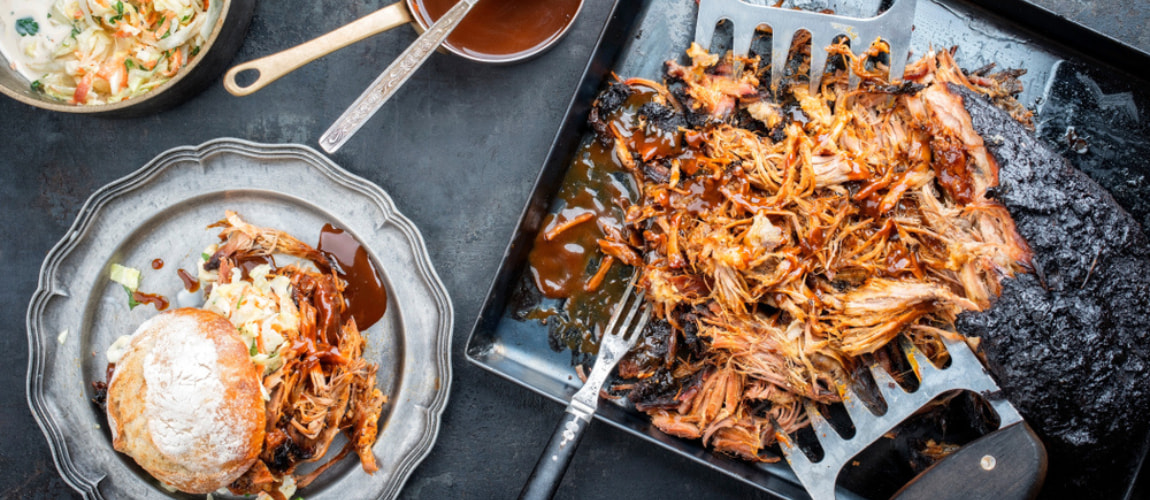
[198,246,301,378]
[10,0,221,104]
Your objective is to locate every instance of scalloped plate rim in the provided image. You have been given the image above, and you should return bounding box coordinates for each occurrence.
[25,137,453,500]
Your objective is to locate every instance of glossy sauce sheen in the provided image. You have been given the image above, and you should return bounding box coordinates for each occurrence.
[522,90,692,351]
[317,224,387,331]
[177,268,200,293]
[132,291,168,311]
[413,0,580,60]
[529,144,631,299]
[528,87,668,300]
[235,254,276,280]
[150,259,164,270]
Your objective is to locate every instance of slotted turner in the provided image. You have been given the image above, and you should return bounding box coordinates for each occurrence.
[778,335,1047,499]
[694,0,918,93]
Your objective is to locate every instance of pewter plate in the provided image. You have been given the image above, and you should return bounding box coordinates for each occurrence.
[26,138,453,500]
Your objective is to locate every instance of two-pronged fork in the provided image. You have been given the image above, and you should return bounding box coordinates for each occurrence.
[518,272,651,500]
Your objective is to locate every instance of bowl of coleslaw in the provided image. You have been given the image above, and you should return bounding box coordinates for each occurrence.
[0,0,254,115]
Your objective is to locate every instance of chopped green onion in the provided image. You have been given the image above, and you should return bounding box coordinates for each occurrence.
[123,285,141,310]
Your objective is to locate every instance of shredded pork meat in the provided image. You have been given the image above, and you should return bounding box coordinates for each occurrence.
[592,42,1033,461]
[209,213,387,498]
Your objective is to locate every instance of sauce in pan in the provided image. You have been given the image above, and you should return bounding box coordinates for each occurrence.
[413,0,581,61]
[521,87,704,351]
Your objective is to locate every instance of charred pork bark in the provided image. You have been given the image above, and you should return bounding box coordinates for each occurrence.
[954,85,1150,500]
[589,82,632,144]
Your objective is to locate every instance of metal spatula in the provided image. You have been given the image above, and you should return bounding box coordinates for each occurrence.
[694,0,918,93]
[777,335,1047,500]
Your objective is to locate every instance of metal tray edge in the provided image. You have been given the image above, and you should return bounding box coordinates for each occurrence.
[464,0,1150,498]
[962,0,1150,83]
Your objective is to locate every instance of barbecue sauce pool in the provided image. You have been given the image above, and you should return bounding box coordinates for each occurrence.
[317,224,387,331]
[524,139,632,354]
[412,0,580,61]
[525,86,684,352]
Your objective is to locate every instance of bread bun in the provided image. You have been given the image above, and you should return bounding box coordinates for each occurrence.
[106,308,265,493]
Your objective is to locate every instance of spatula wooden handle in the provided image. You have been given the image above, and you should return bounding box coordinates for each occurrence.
[893,421,1047,500]
[223,2,412,97]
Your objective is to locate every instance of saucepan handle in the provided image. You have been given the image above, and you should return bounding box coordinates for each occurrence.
[519,406,592,500]
[223,2,412,96]
[893,421,1048,500]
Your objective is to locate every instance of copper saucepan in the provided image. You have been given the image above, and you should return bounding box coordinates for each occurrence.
[224,0,584,97]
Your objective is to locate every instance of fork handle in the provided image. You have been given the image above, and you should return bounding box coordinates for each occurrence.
[519,407,592,500]
[893,421,1048,500]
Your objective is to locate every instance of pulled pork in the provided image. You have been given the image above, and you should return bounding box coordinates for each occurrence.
[594,43,1033,461]
[208,212,387,498]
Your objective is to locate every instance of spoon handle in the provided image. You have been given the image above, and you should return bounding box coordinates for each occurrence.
[320,0,477,153]
[223,2,412,97]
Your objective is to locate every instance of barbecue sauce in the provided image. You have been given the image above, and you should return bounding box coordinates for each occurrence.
[526,140,635,353]
[528,86,672,298]
[317,224,387,331]
[528,143,631,299]
[526,86,694,351]
[177,268,200,292]
[235,254,276,280]
[132,290,169,311]
[412,0,581,61]
[150,258,164,270]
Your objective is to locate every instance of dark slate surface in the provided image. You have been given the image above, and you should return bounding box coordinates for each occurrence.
[0,0,1145,499]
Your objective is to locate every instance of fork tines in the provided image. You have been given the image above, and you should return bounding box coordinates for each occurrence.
[694,0,918,94]
[601,271,651,353]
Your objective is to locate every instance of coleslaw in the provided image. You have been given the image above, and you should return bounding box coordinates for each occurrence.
[0,0,222,104]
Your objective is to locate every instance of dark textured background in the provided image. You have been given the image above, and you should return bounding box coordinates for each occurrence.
[1,0,1146,498]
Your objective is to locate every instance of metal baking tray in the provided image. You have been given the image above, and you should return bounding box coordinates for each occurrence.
[466,0,1150,498]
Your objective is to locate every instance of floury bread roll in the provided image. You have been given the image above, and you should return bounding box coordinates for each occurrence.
[106,308,265,493]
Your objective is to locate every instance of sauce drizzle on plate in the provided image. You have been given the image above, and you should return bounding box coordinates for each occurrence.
[318,224,388,331]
